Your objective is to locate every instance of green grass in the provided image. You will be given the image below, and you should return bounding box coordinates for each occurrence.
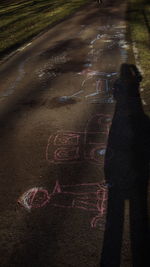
[127,0,150,113]
[0,0,89,58]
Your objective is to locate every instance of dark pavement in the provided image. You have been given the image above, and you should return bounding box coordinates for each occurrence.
[0,1,149,266]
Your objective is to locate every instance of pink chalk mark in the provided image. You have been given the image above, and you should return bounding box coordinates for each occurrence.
[46,114,111,165]
[54,147,80,161]
[18,187,50,211]
[54,133,80,145]
[18,180,108,228]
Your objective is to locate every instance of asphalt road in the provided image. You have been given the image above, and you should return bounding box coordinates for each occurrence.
[0,1,149,267]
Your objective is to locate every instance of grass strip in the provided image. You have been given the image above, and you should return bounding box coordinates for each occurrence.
[127,0,150,113]
[0,0,89,58]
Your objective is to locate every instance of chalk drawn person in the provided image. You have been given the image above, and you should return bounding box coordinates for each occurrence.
[18,180,108,228]
[100,64,150,267]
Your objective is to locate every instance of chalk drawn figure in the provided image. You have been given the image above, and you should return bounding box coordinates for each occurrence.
[46,114,112,165]
[60,71,117,104]
[18,180,108,228]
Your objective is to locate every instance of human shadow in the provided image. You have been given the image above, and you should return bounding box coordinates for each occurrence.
[100,64,150,267]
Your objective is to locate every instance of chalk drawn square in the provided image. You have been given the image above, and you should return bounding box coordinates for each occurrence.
[46,132,84,164]
[53,147,80,162]
[54,133,80,145]
[46,114,112,165]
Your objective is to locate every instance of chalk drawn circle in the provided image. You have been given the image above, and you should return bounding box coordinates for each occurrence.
[90,146,106,164]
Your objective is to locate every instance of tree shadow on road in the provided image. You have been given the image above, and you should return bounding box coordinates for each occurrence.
[100,63,150,267]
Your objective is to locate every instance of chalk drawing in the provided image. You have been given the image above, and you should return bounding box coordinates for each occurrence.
[84,63,93,67]
[85,24,128,71]
[36,52,69,81]
[90,34,103,45]
[18,187,50,210]
[89,33,117,49]
[142,99,147,106]
[89,32,119,55]
[46,132,107,165]
[88,97,114,104]
[18,42,32,52]
[60,71,117,104]
[114,25,127,29]
[18,180,109,228]
[46,114,111,165]
[85,113,111,133]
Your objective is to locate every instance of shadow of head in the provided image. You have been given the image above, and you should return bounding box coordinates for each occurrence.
[113,64,143,102]
[119,63,142,83]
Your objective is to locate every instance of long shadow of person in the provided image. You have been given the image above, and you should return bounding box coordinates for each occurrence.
[100,64,150,267]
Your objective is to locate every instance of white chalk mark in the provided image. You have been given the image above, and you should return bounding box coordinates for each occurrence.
[60,71,117,103]
[97,149,106,156]
[90,34,103,45]
[70,90,84,98]
[142,99,147,105]
[119,40,129,50]
[18,42,32,52]
[85,92,99,98]
[102,40,112,43]
[18,187,50,211]
[84,63,92,67]
[89,97,114,104]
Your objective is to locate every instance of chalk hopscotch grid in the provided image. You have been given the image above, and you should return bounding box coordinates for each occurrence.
[46,114,112,165]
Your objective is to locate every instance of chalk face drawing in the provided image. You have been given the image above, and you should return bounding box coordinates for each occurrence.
[46,114,111,165]
[60,71,117,104]
[18,180,108,228]
[18,187,50,211]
